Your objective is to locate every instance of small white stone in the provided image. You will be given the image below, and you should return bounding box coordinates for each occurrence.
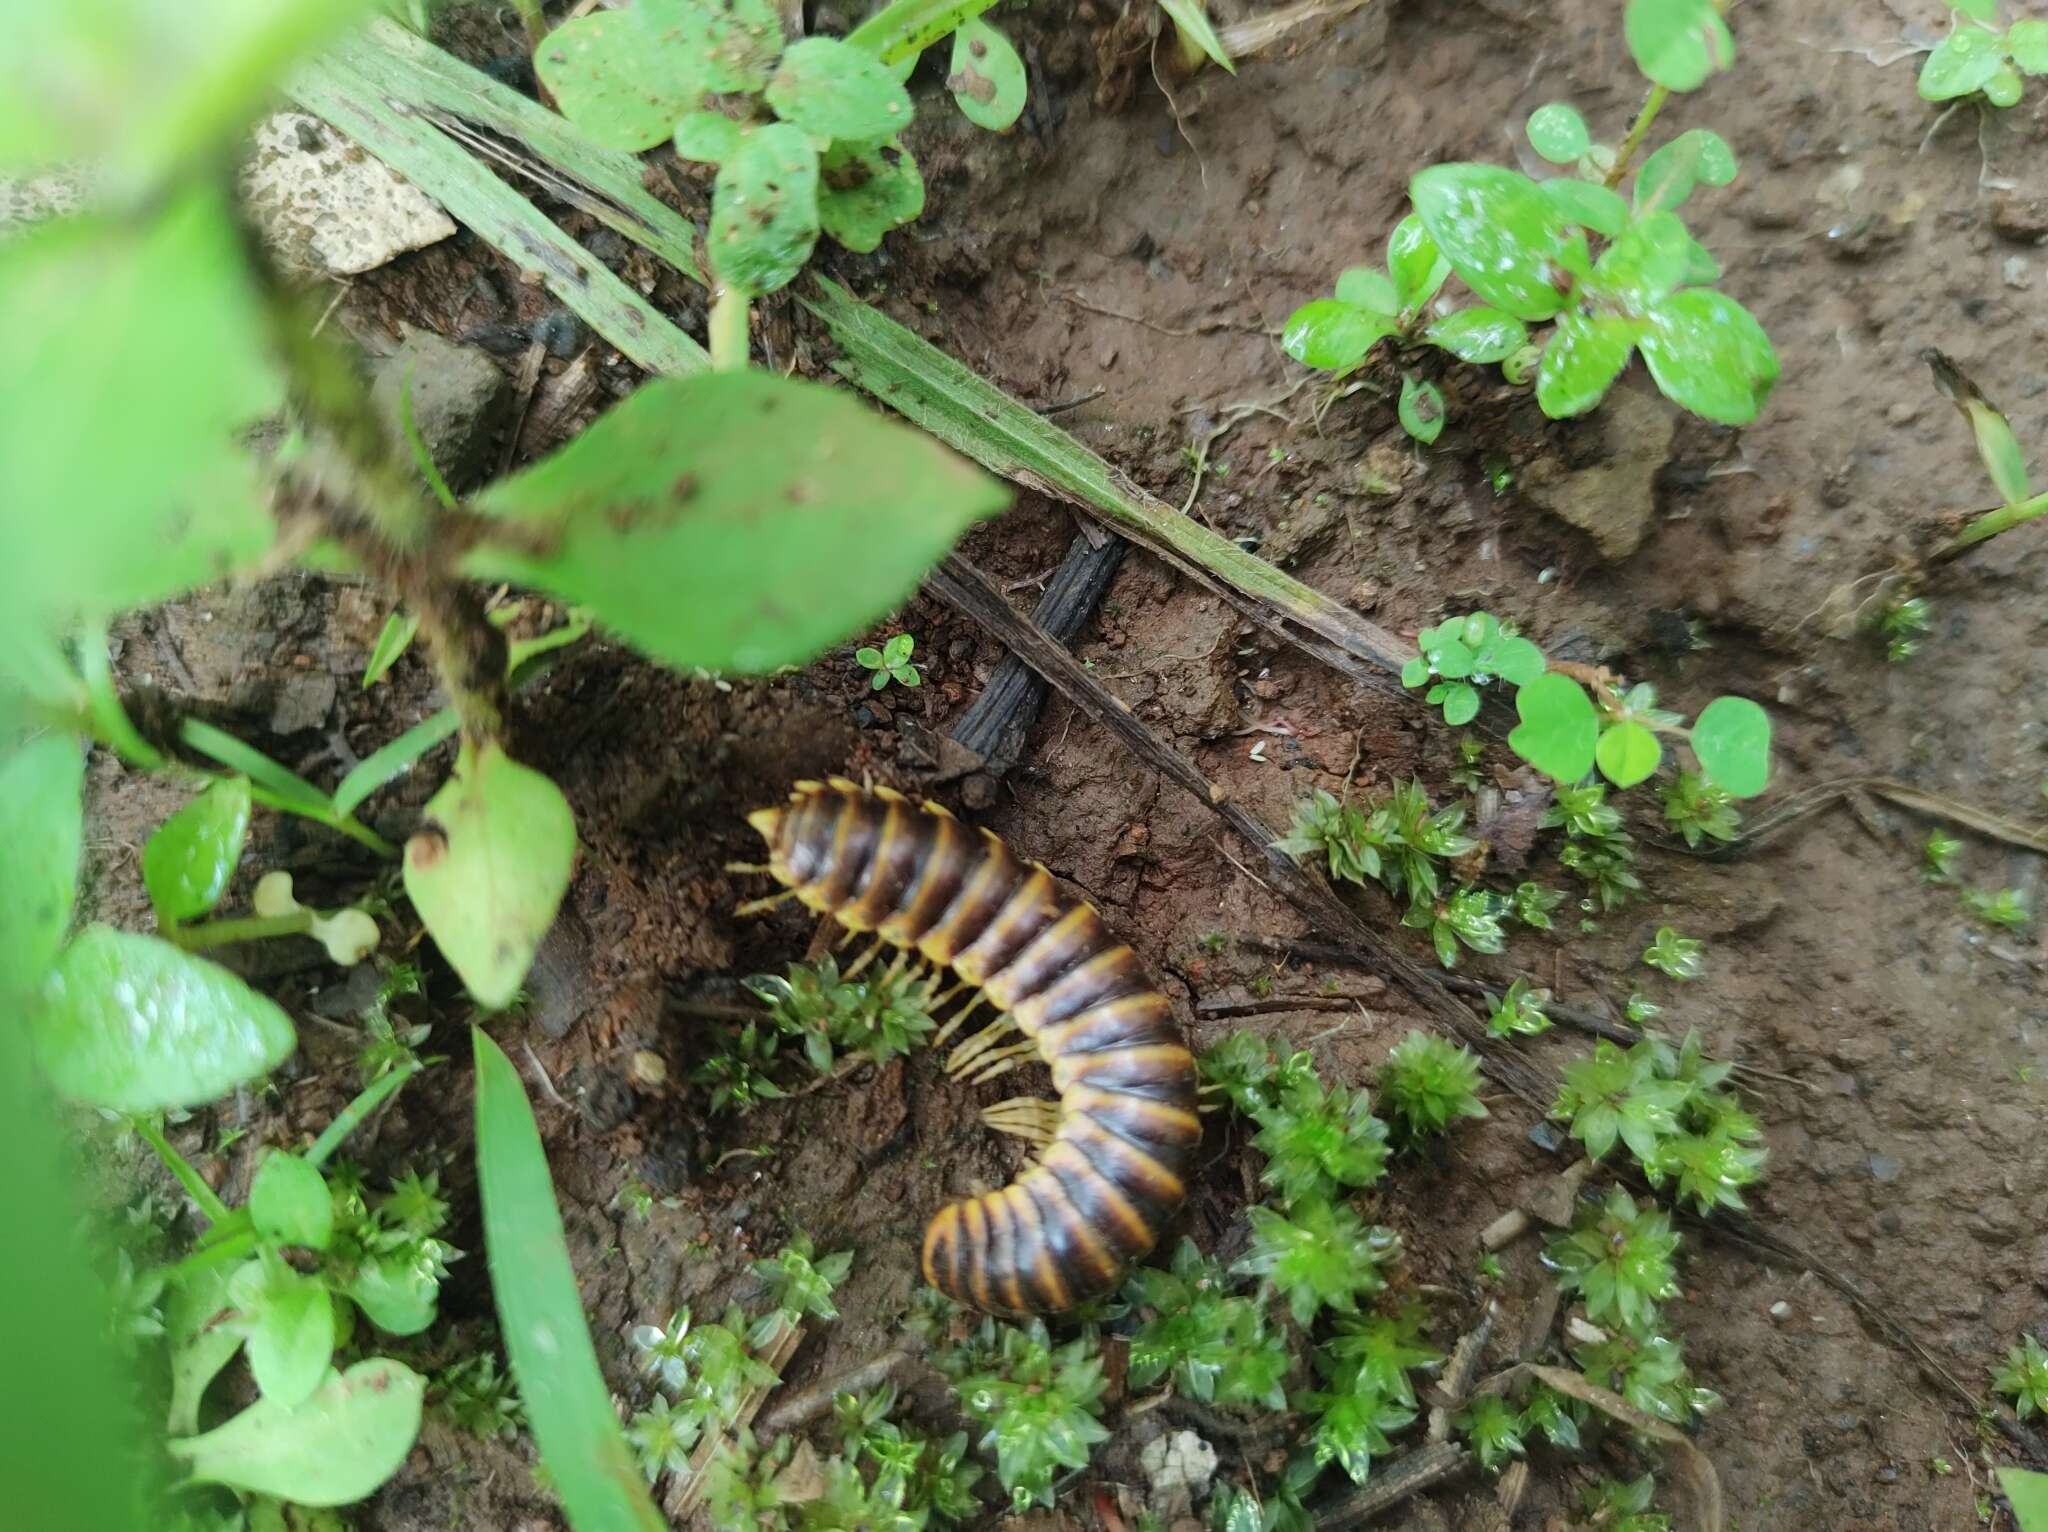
[238,111,455,277]
[1769,1300,1791,1321]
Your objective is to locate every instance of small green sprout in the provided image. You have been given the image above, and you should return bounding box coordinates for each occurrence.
[856,632,922,691]
[1125,1240,1291,1410]
[747,954,937,1073]
[1519,1382,1587,1450]
[1324,1304,1443,1405]
[690,1023,789,1114]
[1553,1038,1688,1163]
[1662,769,1740,848]
[1233,1197,1400,1326]
[1453,1392,1526,1472]
[1488,978,1554,1038]
[1378,1030,1489,1139]
[1571,1328,1722,1426]
[1511,881,1565,930]
[1995,1334,2048,1418]
[1250,1075,1391,1206]
[1962,887,2032,931]
[1452,732,1488,791]
[430,1354,524,1441]
[949,1317,1111,1511]
[1923,828,1964,883]
[1543,1186,1681,1332]
[1877,595,1934,662]
[1582,1473,1671,1532]
[1197,930,1229,955]
[1275,781,1474,909]
[1198,1032,1319,1115]
[701,1431,802,1528]
[1919,5,2048,108]
[1548,784,1645,911]
[1400,611,1545,725]
[1642,925,1705,979]
[1475,1250,1506,1283]
[1401,886,1509,969]
[751,1232,852,1323]
[1625,991,1662,1024]
[1297,1362,1418,1486]
[615,1178,656,1222]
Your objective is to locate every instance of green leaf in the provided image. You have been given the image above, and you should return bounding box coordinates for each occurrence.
[1441,682,1480,726]
[847,0,1004,63]
[1638,289,1779,425]
[1965,396,2032,503]
[35,927,295,1111]
[1634,128,1739,214]
[819,139,926,253]
[1984,60,2025,107]
[1507,673,1600,784]
[344,1255,439,1337]
[1491,635,1547,686]
[1625,0,1735,91]
[1334,266,1400,316]
[361,611,419,688]
[474,1027,668,1531]
[1386,214,1451,309]
[674,110,743,165]
[331,709,459,820]
[649,0,781,93]
[1689,696,1771,797]
[767,36,913,141]
[1595,721,1663,788]
[532,11,702,151]
[178,719,332,820]
[1400,656,1429,688]
[1919,22,2004,99]
[1158,0,1236,72]
[1398,377,1446,444]
[0,735,83,993]
[883,632,915,665]
[1542,179,1631,237]
[1535,311,1639,418]
[947,17,1028,131]
[1410,164,1579,321]
[1281,300,1391,373]
[232,1259,336,1408]
[0,188,275,638]
[142,777,252,926]
[2000,1468,2048,1532]
[1588,211,1693,304]
[169,1358,424,1507]
[402,740,574,1011]
[2009,20,2048,74]
[1949,0,1997,18]
[1424,308,1529,364]
[1526,102,1590,163]
[170,1324,245,1438]
[707,121,821,297]
[250,1151,334,1251]
[463,370,1005,674]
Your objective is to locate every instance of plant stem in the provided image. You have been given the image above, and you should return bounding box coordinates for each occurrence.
[307,1060,424,1168]
[79,624,172,774]
[168,912,315,951]
[152,1228,258,1290]
[132,1115,233,1227]
[1604,84,1669,190]
[709,286,751,372]
[1935,489,2048,560]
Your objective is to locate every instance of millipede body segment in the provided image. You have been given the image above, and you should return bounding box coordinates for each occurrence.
[743,778,1200,1316]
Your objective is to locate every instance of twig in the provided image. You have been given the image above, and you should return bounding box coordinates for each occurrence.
[1195,994,1373,1018]
[667,1319,809,1520]
[1035,387,1107,415]
[1671,776,2048,861]
[1308,1442,1469,1529]
[755,1344,923,1437]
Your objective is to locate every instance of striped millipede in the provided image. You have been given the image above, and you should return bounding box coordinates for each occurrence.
[735,778,1200,1317]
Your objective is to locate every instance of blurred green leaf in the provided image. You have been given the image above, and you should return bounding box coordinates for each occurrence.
[1595,721,1663,789]
[673,109,742,164]
[1542,179,1630,236]
[818,139,925,253]
[2001,1468,2048,1532]
[0,735,83,994]
[1637,289,1778,425]
[1633,128,1737,214]
[250,1151,334,1252]
[1410,164,1578,321]
[768,36,911,140]
[1425,308,1529,364]
[231,1258,336,1408]
[1508,673,1600,784]
[1334,267,1400,317]
[1625,0,1735,91]
[1588,211,1693,305]
[2009,20,2048,74]
[532,11,702,149]
[142,777,252,926]
[948,17,1026,130]
[707,121,820,296]
[1526,102,1590,163]
[1689,696,1771,798]
[1386,214,1451,310]
[1919,22,2004,99]
[655,0,782,92]
[1158,0,1235,71]
[1398,377,1446,445]
[361,611,419,688]
[1536,312,1639,418]
[169,1359,423,1506]
[1281,300,1391,373]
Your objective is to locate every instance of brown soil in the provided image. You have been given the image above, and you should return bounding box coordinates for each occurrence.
[105,0,2048,1527]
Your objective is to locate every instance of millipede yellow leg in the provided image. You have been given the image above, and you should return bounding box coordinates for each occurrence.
[735,889,800,916]
[724,861,774,874]
[930,994,986,1050]
[841,939,885,979]
[837,926,862,950]
[963,1038,1041,1085]
[946,1018,1020,1075]
[980,1097,1062,1145]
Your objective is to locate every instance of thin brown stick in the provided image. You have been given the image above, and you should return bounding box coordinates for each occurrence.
[755,1345,922,1437]
[1309,1442,1469,1529]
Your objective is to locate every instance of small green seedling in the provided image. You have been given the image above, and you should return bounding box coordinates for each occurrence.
[1925,349,2048,557]
[1999,1336,2048,1419]
[1512,882,1565,929]
[1519,1382,1587,1450]
[1553,1032,1765,1212]
[1249,1074,1392,1207]
[1582,1474,1672,1532]
[1572,1327,1721,1426]
[1377,1030,1489,1140]
[1452,1393,1526,1472]
[1642,925,1704,979]
[1488,977,1553,1038]
[1400,611,1545,726]
[1124,1240,1291,1411]
[855,632,922,691]
[747,953,937,1072]
[627,1302,782,1477]
[1401,886,1508,969]
[1197,1031,1319,1116]
[1275,781,1475,910]
[1233,1198,1400,1326]
[1962,887,2031,931]
[1919,2,2048,108]
[690,1023,789,1114]
[1543,1186,1680,1333]
[1876,595,1934,662]
[1299,1325,1425,1485]
[943,1317,1110,1511]
[1661,769,1740,848]
[1923,828,1963,883]
[431,1354,525,1441]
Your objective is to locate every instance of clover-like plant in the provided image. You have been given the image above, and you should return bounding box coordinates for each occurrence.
[1233,1197,1400,1326]
[856,632,923,691]
[1919,2,2048,109]
[1400,611,1545,726]
[1377,1030,1489,1140]
[1543,1186,1681,1333]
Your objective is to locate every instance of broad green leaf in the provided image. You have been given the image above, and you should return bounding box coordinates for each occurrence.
[707,122,821,297]
[1281,300,1392,373]
[532,11,702,151]
[1680,230,1722,285]
[1984,61,2024,107]
[947,17,1027,130]
[169,1359,423,1506]
[35,927,294,1111]
[674,110,743,164]
[0,187,275,637]
[250,1151,334,1252]
[1965,397,2031,503]
[1589,211,1693,305]
[0,0,380,188]
[474,1027,667,1531]
[1410,164,1579,321]
[1594,721,1663,788]
[232,1260,335,1408]
[1526,102,1590,164]
[2009,20,2048,74]
[1638,289,1778,425]
[1689,696,1771,797]
[1625,0,1735,91]
[1536,312,1639,418]
[848,0,1003,64]
[1398,377,1446,444]
[1490,635,1548,686]
[1918,23,2004,99]
[142,778,252,926]
[1507,673,1600,784]
[767,36,913,142]
[361,611,419,688]
[819,140,926,253]
[1633,128,1737,214]
[1948,0,1996,19]
[1542,179,1631,237]
[1387,214,1451,310]
[2000,1468,2048,1532]
[464,370,1006,674]
[1334,267,1400,317]
[652,0,782,91]
[0,735,83,993]
[1159,0,1236,71]
[1441,682,1480,726]
[402,739,574,1011]
[169,1325,245,1438]
[344,1254,439,1337]
[1400,656,1429,688]
[1424,308,1529,364]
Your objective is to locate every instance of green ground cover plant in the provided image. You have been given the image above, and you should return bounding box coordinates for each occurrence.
[1919,1,2048,108]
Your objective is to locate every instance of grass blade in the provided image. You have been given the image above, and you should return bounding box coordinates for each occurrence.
[845,0,1002,62]
[472,1026,666,1532]
[178,718,397,858]
[331,708,458,819]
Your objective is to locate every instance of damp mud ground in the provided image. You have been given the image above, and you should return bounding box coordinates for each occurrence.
[98,0,2048,1526]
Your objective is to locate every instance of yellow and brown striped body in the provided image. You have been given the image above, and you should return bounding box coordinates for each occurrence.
[746,779,1199,1315]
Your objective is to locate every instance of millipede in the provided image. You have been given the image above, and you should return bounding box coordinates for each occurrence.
[733,777,1200,1316]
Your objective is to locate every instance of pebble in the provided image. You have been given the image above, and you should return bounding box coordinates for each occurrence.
[1884,402,1919,426]
[1770,1300,1791,1321]
[1992,191,2048,244]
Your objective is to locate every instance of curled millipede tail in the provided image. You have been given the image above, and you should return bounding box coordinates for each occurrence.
[745,778,1199,1315]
